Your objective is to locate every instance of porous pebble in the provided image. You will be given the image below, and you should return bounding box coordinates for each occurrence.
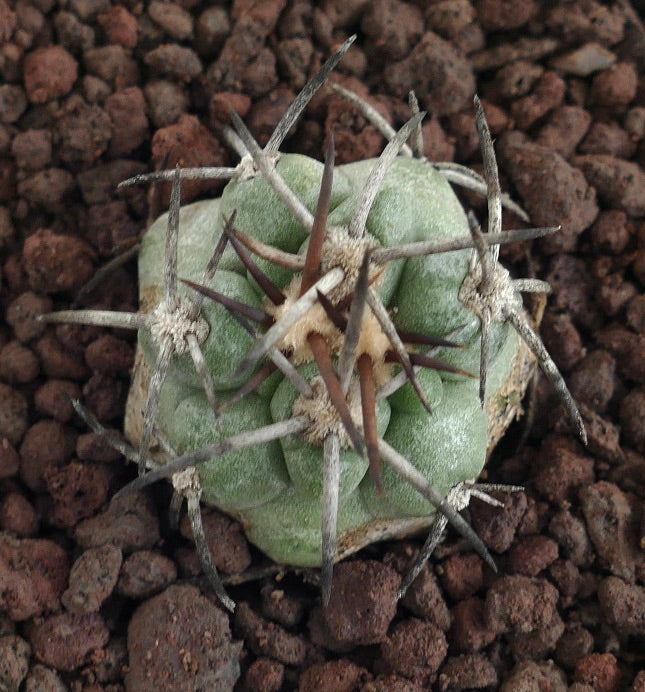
[383,31,475,116]
[194,5,230,58]
[0,492,39,536]
[500,660,568,692]
[437,652,498,691]
[0,534,69,620]
[549,559,581,606]
[508,609,565,661]
[34,379,81,422]
[104,86,148,157]
[85,333,134,374]
[150,114,227,205]
[0,84,27,124]
[74,490,160,553]
[246,86,297,147]
[361,0,423,62]
[540,311,585,371]
[493,60,543,99]
[55,98,112,166]
[144,44,202,82]
[28,611,109,672]
[449,597,497,652]
[179,508,251,575]
[61,544,122,614]
[484,575,559,635]
[625,107,645,140]
[244,657,285,692]
[546,255,598,330]
[206,0,284,95]
[555,624,595,671]
[400,563,451,630]
[22,229,96,294]
[469,490,528,553]
[0,437,20,479]
[76,429,123,462]
[568,350,616,413]
[0,634,31,690]
[533,435,595,505]
[23,46,78,103]
[34,331,90,379]
[45,461,113,528]
[23,663,67,692]
[507,535,559,577]
[0,385,28,447]
[573,155,645,218]
[510,71,565,130]
[380,618,448,682]
[580,121,636,159]
[590,62,638,108]
[549,509,594,568]
[545,1,625,45]
[580,481,640,582]
[0,340,39,383]
[19,419,77,493]
[83,45,139,87]
[117,550,177,599]
[438,552,484,602]
[81,75,109,102]
[324,85,386,164]
[626,295,645,334]
[535,105,591,158]
[86,200,140,256]
[619,389,645,454]
[590,210,632,255]
[498,132,598,254]
[597,324,645,383]
[597,576,645,636]
[11,129,52,170]
[148,0,193,40]
[54,10,95,53]
[82,372,126,421]
[144,79,189,128]
[126,584,242,689]
[323,560,400,646]
[96,5,138,48]
[299,659,369,692]
[631,671,645,691]
[260,584,307,628]
[573,653,622,692]
[17,168,75,212]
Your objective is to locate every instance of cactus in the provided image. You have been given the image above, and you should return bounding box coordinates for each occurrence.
[44,37,585,611]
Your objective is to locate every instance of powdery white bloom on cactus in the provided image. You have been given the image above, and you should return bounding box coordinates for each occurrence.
[43,37,585,611]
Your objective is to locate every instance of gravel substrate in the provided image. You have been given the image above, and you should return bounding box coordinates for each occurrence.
[0,1,644,690]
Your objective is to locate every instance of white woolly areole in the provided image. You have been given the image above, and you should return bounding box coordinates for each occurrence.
[172,467,201,495]
[320,226,382,302]
[293,377,363,448]
[236,152,280,181]
[459,259,516,323]
[445,482,476,512]
[149,298,209,354]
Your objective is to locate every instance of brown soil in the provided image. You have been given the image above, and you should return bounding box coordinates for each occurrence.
[1,1,644,690]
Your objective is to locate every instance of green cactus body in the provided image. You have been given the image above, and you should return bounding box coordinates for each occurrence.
[126,153,528,567]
